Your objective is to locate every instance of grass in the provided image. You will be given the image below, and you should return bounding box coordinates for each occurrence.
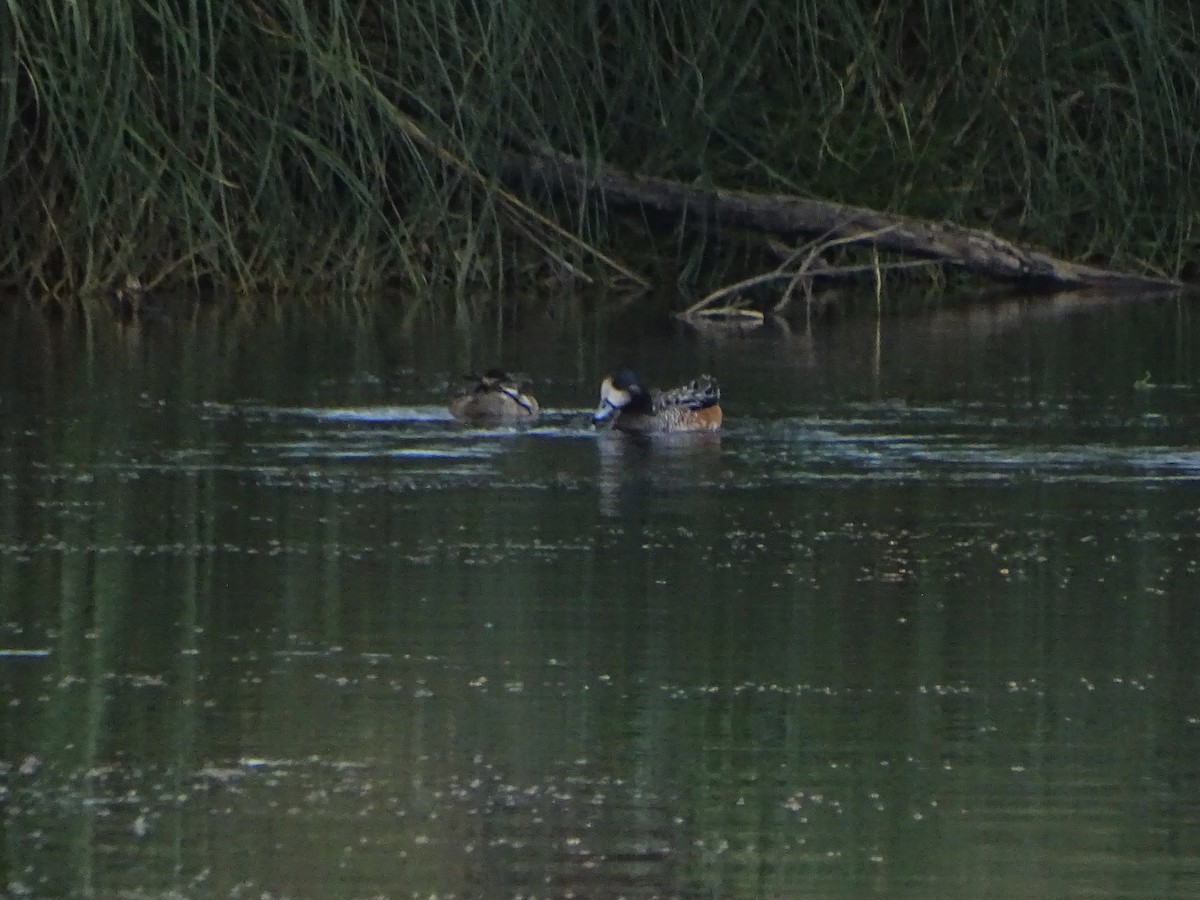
[1,0,1196,315]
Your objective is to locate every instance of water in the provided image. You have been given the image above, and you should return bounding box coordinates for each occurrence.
[1,294,1199,899]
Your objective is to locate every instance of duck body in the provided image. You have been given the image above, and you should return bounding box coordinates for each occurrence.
[592,367,722,433]
[449,369,539,423]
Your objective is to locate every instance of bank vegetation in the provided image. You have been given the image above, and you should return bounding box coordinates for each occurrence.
[1,1,1196,316]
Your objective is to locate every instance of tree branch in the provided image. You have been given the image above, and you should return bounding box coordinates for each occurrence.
[501,145,1185,292]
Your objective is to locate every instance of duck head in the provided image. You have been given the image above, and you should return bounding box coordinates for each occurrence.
[593,367,648,424]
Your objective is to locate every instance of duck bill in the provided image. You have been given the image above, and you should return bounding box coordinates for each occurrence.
[499,386,537,415]
[592,401,617,425]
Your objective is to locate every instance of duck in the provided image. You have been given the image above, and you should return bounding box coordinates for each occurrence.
[448,368,539,423]
[592,367,722,433]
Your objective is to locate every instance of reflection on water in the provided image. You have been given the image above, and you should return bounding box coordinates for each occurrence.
[1,297,1200,898]
[596,431,724,518]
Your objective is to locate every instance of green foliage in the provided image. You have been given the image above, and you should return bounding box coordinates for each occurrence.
[1,0,1196,310]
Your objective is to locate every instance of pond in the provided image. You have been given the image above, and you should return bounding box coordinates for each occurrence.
[1,293,1199,899]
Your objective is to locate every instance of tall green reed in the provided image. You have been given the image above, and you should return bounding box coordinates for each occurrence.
[1,0,1195,312]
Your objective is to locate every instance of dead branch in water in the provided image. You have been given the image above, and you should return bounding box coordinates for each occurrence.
[681,228,946,318]
[500,144,1186,301]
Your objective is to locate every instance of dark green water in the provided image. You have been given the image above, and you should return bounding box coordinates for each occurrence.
[1,295,1199,899]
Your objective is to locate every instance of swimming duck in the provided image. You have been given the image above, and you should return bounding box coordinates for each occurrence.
[592,367,722,433]
[449,369,539,423]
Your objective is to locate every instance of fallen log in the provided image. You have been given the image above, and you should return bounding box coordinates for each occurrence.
[501,145,1185,293]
